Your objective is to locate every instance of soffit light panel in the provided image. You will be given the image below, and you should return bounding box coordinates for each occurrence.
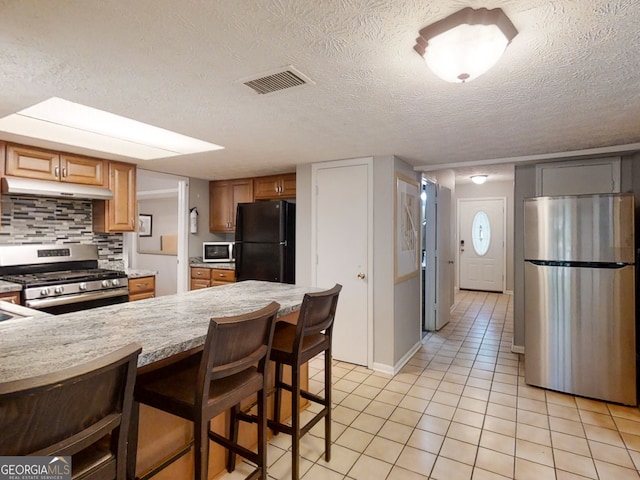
[414,7,518,83]
[471,175,488,184]
[0,97,224,160]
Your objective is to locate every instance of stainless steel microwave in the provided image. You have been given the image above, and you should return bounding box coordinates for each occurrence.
[202,242,234,263]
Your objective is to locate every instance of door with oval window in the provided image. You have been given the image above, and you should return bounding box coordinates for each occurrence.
[458,198,505,292]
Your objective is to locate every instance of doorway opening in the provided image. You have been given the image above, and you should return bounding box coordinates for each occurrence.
[421,178,453,334]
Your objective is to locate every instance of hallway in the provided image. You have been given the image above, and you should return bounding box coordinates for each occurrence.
[224,291,640,479]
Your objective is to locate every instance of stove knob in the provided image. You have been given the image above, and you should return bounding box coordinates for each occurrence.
[111,278,120,287]
[40,288,50,297]
[102,280,111,288]
[54,286,64,294]
[79,282,87,291]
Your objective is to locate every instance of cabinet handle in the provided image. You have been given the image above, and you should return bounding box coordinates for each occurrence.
[218,273,225,277]
[62,167,67,177]
[196,271,202,276]
[54,166,60,178]
[136,282,148,288]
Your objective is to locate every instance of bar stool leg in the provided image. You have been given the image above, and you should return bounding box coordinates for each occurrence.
[291,365,301,480]
[227,404,239,472]
[126,401,140,480]
[257,387,267,479]
[272,361,283,434]
[194,418,209,480]
[324,351,332,461]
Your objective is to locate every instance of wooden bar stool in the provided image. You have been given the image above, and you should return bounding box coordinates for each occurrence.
[0,343,142,480]
[268,284,342,479]
[133,302,279,480]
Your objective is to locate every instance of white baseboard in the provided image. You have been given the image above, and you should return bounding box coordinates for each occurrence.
[372,340,422,376]
[511,344,524,354]
[372,362,395,375]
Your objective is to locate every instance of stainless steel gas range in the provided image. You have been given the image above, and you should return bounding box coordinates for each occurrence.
[0,244,128,314]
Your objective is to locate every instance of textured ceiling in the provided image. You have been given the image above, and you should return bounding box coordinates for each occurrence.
[1,0,639,181]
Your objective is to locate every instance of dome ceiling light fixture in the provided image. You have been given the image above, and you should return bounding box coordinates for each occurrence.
[414,7,518,83]
[471,175,488,184]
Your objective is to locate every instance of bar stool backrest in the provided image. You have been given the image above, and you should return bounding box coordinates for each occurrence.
[293,284,342,357]
[197,301,280,409]
[0,343,141,477]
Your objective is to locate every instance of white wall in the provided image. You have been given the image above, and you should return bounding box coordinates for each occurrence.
[390,157,422,367]
[295,163,313,286]
[297,156,421,372]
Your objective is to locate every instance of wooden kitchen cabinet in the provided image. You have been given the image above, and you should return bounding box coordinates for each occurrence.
[190,267,211,290]
[0,291,20,304]
[190,267,235,290]
[210,268,235,286]
[209,178,253,232]
[5,144,106,186]
[93,161,136,232]
[128,276,156,301]
[253,173,296,200]
[0,142,5,176]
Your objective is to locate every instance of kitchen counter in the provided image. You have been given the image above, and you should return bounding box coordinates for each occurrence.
[189,259,235,270]
[0,300,52,323]
[0,280,319,383]
[123,268,158,279]
[99,260,158,279]
[0,280,22,293]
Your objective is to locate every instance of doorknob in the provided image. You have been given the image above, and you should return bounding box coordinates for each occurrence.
[357,273,365,279]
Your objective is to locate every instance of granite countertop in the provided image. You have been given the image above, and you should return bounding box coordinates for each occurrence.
[0,280,22,293]
[0,280,320,383]
[189,258,235,270]
[123,268,158,279]
[99,260,158,279]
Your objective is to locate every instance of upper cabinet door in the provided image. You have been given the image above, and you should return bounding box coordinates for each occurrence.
[5,144,59,181]
[5,144,106,186]
[93,161,136,233]
[60,154,106,186]
[253,173,296,200]
[229,179,253,229]
[108,161,136,231]
[209,179,253,232]
[209,181,233,232]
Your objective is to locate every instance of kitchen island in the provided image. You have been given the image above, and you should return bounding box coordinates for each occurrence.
[0,280,321,480]
[0,280,318,382]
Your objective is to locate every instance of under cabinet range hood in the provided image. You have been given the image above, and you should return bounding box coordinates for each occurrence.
[1,176,113,200]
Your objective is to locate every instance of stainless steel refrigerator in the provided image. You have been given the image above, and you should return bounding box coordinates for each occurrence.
[235,200,295,284]
[524,193,636,405]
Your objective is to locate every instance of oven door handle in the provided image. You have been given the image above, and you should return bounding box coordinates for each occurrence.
[25,287,129,309]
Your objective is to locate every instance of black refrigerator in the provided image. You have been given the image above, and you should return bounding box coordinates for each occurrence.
[235,200,295,284]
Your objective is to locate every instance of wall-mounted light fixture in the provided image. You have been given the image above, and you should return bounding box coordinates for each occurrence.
[414,7,518,83]
[471,175,488,184]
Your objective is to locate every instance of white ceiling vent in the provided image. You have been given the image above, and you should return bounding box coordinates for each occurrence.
[241,66,314,95]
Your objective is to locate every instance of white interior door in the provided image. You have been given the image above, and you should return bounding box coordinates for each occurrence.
[436,185,453,329]
[424,183,453,331]
[458,198,505,292]
[313,161,371,366]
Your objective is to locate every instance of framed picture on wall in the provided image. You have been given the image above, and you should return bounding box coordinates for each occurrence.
[395,174,420,283]
[138,214,152,237]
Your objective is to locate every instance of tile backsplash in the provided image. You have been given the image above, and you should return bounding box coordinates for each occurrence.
[0,195,123,261]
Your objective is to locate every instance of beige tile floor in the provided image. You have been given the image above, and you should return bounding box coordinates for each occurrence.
[222,290,640,479]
